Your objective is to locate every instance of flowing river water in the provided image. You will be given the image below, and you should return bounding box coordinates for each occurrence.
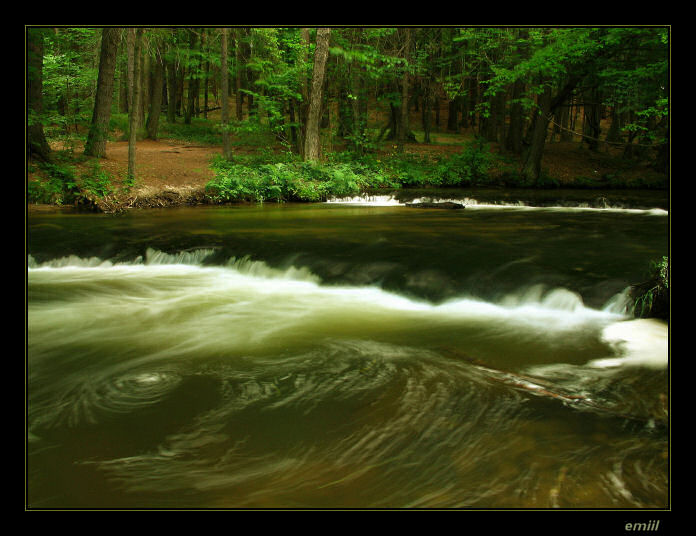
[26,190,669,509]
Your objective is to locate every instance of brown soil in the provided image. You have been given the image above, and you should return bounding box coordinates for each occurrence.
[29,138,223,213]
[99,139,218,189]
[28,113,666,214]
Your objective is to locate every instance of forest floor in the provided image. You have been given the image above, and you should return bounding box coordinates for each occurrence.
[27,106,667,213]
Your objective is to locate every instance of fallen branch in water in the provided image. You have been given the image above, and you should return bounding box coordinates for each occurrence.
[440,347,668,428]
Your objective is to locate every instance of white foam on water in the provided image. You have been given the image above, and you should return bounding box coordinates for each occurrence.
[324,195,668,215]
[324,195,402,206]
[590,318,669,369]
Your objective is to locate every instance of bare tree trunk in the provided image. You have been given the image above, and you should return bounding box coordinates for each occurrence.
[521,83,551,183]
[421,78,432,143]
[27,28,51,161]
[397,28,412,154]
[146,48,164,140]
[297,28,311,158]
[203,29,210,119]
[119,50,128,114]
[582,86,602,151]
[165,54,178,123]
[221,28,231,159]
[127,28,144,182]
[235,28,243,121]
[303,28,331,162]
[84,28,120,157]
[139,49,149,129]
[185,29,198,125]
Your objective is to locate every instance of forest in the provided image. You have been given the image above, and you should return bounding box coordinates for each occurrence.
[26,26,669,209]
[26,26,670,511]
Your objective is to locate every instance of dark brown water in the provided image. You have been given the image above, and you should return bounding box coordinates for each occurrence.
[27,195,669,509]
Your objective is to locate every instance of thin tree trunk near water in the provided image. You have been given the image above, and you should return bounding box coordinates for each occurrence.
[146,49,164,140]
[185,29,198,125]
[127,28,144,182]
[84,28,120,157]
[397,28,412,154]
[303,28,331,162]
[166,56,178,123]
[235,28,243,121]
[221,28,231,160]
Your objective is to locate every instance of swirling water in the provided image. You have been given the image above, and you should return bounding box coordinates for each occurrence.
[26,199,668,508]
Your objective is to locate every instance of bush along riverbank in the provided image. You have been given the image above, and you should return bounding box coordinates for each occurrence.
[628,256,669,321]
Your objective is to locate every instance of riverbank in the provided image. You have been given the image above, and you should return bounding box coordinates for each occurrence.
[27,126,668,214]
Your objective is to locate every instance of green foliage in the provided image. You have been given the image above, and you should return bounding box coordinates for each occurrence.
[206,138,501,203]
[380,138,496,187]
[206,155,376,203]
[79,160,114,198]
[27,160,79,205]
[41,28,101,136]
[631,256,669,319]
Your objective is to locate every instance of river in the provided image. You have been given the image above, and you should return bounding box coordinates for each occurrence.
[26,189,669,509]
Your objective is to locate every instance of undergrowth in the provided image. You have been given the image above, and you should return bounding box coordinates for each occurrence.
[630,256,669,320]
[205,138,498,203]
[27,154,122,206]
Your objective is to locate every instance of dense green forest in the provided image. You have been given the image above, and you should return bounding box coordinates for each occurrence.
[27,26,669,206]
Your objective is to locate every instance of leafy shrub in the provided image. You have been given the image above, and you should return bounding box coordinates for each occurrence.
[206,157,372,203]
[79,160,114,198]
[630,256,669,319]
[27,161,79,205]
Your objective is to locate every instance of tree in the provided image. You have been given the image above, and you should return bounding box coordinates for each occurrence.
[27,27,51,162]
[127,28,144,182]
[303,28,331,162]
[184,29,200,125]
[220,27,231,159]
[146,45,164,140]
[84,27,120,157]
[397,28,412,153]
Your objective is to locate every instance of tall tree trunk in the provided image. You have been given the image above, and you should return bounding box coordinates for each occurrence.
[166,55,177,123]
[119,52,129,114]
[220,28,231,159]
[235,28,243,121]
[139,50,149,129]
[303,28,331,162]
[520,83,552,183]
[127,28,144,182]
[27,27,51,161]
[421,79,432,143]
[397,28,412,154]
[203,29,210,119]
[582,87,602,151]
[521,74,583,182]
[185,30,198,124]
[447,99,459,132]
[297,28,311,158]
[84,28,120,157]
[146,49,164,140]
[126,29,134,115]
[560,98,573,142]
